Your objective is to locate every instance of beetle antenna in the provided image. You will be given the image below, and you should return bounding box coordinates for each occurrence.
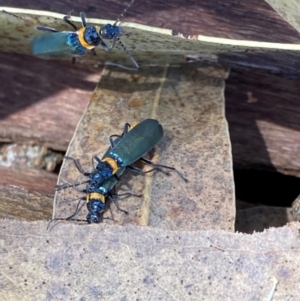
[105,37,140,71]
[47,198,86,230]
[114,0,135,26]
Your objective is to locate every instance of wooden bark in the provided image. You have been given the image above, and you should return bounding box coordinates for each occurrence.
[226,68,300,177]
[0,165,57,193]
[0,184,53,220]
[0,52,98,150]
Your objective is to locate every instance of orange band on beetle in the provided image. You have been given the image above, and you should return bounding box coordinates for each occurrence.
[86,193,105,203]
[77,27,95,50]
[102,157,118,174]
[130,121,139,129]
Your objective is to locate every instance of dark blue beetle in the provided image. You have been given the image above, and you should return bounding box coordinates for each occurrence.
[60,119,181,190]
[49,124,137,228]
[61,160,129,225]
[31,0,139,70]
[50,119,187,227]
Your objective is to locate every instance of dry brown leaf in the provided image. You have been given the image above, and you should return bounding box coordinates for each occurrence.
[1,220,300,300]
[54,64,235,231]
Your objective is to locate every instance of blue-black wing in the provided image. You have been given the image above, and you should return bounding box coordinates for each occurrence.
[109,119,163,167]
[31,32,86,59]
